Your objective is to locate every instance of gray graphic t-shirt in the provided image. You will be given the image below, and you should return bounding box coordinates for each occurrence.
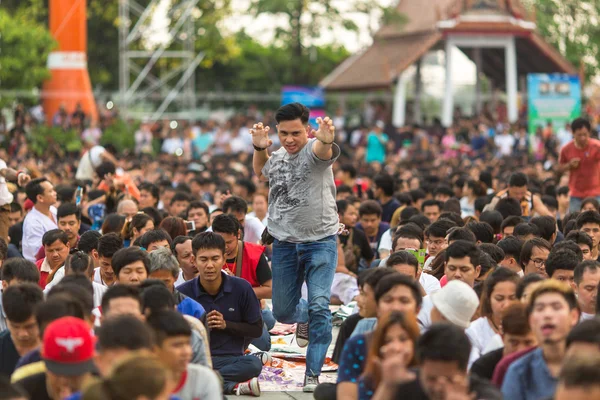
[262,138,340,243]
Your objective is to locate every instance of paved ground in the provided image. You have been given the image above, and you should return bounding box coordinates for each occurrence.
[227,392,315,399]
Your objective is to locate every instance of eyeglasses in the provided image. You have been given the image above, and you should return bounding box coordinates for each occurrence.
[532,258,546,267]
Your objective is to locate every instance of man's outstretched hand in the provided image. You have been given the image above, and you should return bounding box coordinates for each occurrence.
[250,123,273,149]
[314,117,335,144]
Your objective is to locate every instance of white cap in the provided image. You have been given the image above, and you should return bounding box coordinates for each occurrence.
[431,280,480,329]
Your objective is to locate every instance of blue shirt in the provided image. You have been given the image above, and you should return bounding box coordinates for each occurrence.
[366,132,388,164]
[337,334,374,400]
[176,272,261,357]
[177,297,206,320]
[501,348,557,400]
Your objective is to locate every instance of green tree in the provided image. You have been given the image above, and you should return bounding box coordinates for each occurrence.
[250,0,405,83]
[0,7,55,107]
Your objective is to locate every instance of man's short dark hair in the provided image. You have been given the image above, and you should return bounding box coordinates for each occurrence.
[42,229,69,247]
[530,216,557,242]
[48,278,94,316]
[192,231,225,256]
[169,191,192,206]
[408,214,431,230]
[386,251,419,272]
[571,117,591,133]
[374,174,395,197]
[566,231,594,252]
[139,182,160,205]
[443,199,461,215]
[417,323,471,371]
[409,189,426,202]
[495,197,522,219]
[171,235,192,257]
[35,296,85,335]
[479,243,505,265]
[501,216,524,233]
[2,283,43,323]
[447,227,476,244]
[574,260,600,286]
[10,201,22,214]
[466,221,495,243]
[77,230,101,255]
[552,241,583,263]
[139,229,173,249]
[146,310,192,345]
[477,211,500,234]
[509,173,528,188]
[557,186,570,197]
[101,285,142,315]
[57,202,81,221]
[97,315,155,351]
[514,223,540,239]
[25,177,49,203]
[421,199,441,212]
[425,219,457,239]
[111,247,151,278]
[359,200,382,218]
[336,199,351,216]
[222,196,248,215]
[520,238,552,268]
[576,211,600,229]
[438,212,463,227]
[275,102,310,124]
[516,273,545,299]
[400,207,419,222]
[95,161,116,179]
[445,240,482,268]
[434,186,454,199]
[374,272,422,309]
[0,258,39,284]
[545,249,579,278]
[212,214,241,236]
[97,232,124,258]
[392,227,424,250]
[140,282,175,315]
[474,197,490,215]
[566,318,600,348]
[541,195,558,211]
[340,164,357,179]
[186,200,209,218]
[0,374,28,398]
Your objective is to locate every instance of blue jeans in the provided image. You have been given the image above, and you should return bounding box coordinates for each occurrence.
[212,355,263,394]
[271,235,338,377]
[251,308,277,351]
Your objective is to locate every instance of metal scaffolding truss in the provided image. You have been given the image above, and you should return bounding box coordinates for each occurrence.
[118,0,204,121]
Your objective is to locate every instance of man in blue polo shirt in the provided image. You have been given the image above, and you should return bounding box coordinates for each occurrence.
[177,232,263,397]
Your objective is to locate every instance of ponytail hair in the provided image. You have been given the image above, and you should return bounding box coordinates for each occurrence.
[121,213,153,240]
[64,251,93,278]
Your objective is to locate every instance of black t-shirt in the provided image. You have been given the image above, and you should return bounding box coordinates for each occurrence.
[332,313,363,364]
[470,348,504,381]
[15,372,52,400]
[0,330,21,378]
[395,371,502,400]
[381,198,401,224]
[8,221,23,251]
[339,228,374,265]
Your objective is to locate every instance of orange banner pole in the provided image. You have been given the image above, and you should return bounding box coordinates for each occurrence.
[42,0,98,125]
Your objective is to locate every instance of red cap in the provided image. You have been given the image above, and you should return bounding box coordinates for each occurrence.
[24,199,34,211]
[42,316,95,376]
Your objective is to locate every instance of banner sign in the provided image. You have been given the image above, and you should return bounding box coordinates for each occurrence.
[281,86,325,128]
[527,74,581,134]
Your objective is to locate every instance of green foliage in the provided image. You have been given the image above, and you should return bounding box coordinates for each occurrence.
[0,7,55,107]
[100,119,137,153]
[29,125,82,156]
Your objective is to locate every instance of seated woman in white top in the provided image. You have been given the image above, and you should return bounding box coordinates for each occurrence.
[466,267,519,366]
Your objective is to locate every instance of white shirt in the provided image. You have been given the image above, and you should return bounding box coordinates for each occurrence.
[494,134,516,156]
[76,146,106,181]
[92,282,107,308]
[417,295,433,329]
[580,312,595,322]
[161,138,184,155]
[378,229,393,254]
[378,257,441,295]
[207,215,265,244]
[0,159,13,206]
[482,333,504,355]
[247,211,268,227]
[465,317,497,367]
[175,270,186,287]
[23,206,58,262]
[43,266,65,293]
[460,197,475,218]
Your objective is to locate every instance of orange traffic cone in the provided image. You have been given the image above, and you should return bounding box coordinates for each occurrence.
[42,0,98,125]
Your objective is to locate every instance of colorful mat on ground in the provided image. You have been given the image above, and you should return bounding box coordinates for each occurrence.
[258,356,338,391]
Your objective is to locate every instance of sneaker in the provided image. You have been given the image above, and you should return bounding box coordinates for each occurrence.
[303,375,319,392]
[295,322,309,348]
[236,377,261,396]
[252,351,272,366]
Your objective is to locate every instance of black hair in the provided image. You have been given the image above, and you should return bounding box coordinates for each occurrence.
[501,216,524,233]
[509,173,528,188]
[479,267,520,319]
[466,221,495,243]
[139,229,173,249]
[374,174,395,197]
[497,236,524,264]
[421,199,442,212]
[581,197,600,212]
[340,164,357,179]
[417,323,471,371]
[434,185,454,199]
[442,199,461,215]
[171,235,192,257]
[514,223,540,239]
[399,207,419,222]
[98,232,124,259]
[222,196,248,214]
[566,318,600,349]
[275,102,310,124]
[102,213,127,235]
[97,315,155,351]
[478,243,505,265]
[42,229,69,247]
[520,237,552,269]
[35,296,85,336]
[474,197,490,215]
[557,186,570,196]
[57,202,81,221]
[141,207,163,226]
[445,240,482,268]
[386,251,419,272]
[140,282,175,315]
[25,177,49,203]
[146,310,192,345]
[0,238,6,263]
[553,241,584,263]
[566,231,594,252]
[187,200,209,217]
[392,226,424,250]
[0,258,40,283]
[576,211,600,229]
[541,195,558,211]
[425,219,457,239]
[78,230,101,254]
[2,283,43,323]
[407,214,431,230]
[169,191,192,206]
[374,272,422,309]
[64,251,93,277]
[9,202,22,214]
[336,199,351,216]
[358,200,382,218]
[479,211,503,235]
[95,161,116,179]
[495,197,522,219]
[516,273,545,299]
[530,216,557,242]
[409,189,426,203]
[122,213,154,240]
[111,247,151,278]
[101,285,142,315]
[571,117,591,132]
[364,268,396,290]
[447,227,476,244]
[336,185,353,196]
[438,213,464,227]
[139,182,160,205]
[235,179,256,196]
[0,375,28,399]
[192,231,225,256]
[574,260,600,286]
[212,214,241,236]
[563,220,579,237]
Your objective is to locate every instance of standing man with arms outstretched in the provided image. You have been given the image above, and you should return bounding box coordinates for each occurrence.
[251,102,339,392]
